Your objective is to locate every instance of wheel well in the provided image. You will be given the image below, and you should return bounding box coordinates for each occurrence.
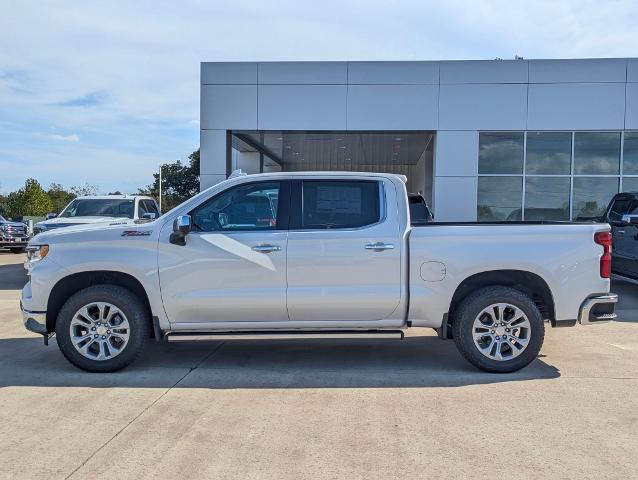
[446,270,555,335]
[46,271,153,333]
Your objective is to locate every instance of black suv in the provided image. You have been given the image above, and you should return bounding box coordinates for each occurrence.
[600,192,638,279]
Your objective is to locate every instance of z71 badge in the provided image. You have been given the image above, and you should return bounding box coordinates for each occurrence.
[121,230,152,237]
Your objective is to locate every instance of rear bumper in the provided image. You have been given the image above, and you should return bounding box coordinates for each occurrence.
[578,293,618,325]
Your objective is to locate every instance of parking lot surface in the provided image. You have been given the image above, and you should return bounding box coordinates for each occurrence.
[0,251,637,479]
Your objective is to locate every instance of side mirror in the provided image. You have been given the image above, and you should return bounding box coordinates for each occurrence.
[46,213,57,220]
[169,215,192,246]
[142,212,158,220]
[621,214,638,226]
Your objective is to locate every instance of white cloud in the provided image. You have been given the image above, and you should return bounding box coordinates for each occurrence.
[50,133,79,142]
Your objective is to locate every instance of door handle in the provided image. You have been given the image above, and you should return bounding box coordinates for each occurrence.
[365,242,395,251]
[618,230,626,234]
[251,244,281,253]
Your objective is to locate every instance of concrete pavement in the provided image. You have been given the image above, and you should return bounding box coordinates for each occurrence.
[0,251,637,479]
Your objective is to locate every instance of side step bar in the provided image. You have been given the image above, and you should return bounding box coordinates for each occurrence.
[165,330,404,342]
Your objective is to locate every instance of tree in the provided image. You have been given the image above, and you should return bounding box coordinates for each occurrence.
[5,178,53,218]
[70,183,98,197]
[0,193,7,217]
[143,149,200,211]
[47,183,76,213]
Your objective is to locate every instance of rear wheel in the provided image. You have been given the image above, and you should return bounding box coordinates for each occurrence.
[452,286,545,373]
[55,285,149,372]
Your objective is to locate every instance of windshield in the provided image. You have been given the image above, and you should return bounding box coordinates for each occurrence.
[59,199,135,219]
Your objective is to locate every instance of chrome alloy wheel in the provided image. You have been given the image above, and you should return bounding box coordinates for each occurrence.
[472,303,531,361]
[69,302,131,361]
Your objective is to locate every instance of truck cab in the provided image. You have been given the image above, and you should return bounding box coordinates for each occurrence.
[34,195,160,234]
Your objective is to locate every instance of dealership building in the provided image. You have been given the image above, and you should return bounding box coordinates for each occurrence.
[200,58,638,221]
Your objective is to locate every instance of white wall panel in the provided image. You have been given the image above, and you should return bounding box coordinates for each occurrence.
[200,85,257,130]
[434,131,478,176]
[200,130,227,175]
[347,61,439,84]
[529,58,626,83]
[258,62,347,84]
[439,84,527,130]
[433,177,478,221]
[346,85,438,130]
[528,83,625,130]
[258,85,347,130]
[440,60,527,84]
[200,174,227,191]
[201,62,257,84]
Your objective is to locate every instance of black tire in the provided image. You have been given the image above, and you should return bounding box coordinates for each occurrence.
[452,286,545,373]
[10,247,25,254]
[55,285,150,372]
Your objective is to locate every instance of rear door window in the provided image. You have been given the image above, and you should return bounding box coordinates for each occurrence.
[300,180,381,229]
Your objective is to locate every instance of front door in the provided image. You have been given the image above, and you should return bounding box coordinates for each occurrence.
[158,180,290,325]
[609,197,638,277]
[286,178,402,322]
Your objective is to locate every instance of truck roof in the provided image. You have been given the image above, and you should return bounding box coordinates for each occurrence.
[232,171,408,182]
[71,195,154,200]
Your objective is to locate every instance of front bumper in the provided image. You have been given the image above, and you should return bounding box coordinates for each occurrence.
[578,293,618,325]
[0,239,29,247]
[21,301,50,344]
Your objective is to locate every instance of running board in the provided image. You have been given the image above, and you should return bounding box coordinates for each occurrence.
[165,330,404,342]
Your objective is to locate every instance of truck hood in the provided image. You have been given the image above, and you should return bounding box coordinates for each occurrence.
[31,219,158,244]
[36,216,131,229]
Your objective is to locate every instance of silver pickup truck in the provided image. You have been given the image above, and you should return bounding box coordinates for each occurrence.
[0,215,30,253]
[21,172,617,373]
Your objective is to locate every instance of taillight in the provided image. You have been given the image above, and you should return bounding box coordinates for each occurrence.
[594,231,612,279]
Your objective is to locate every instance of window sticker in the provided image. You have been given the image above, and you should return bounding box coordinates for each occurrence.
[315,186,362,214]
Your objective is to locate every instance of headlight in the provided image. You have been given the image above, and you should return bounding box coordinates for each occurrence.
[26,244,49,263]
[0,224,6,232]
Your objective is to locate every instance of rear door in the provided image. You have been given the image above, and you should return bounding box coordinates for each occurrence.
[286,177,402,322]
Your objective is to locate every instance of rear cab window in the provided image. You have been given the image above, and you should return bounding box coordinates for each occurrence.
[299,180,381,230]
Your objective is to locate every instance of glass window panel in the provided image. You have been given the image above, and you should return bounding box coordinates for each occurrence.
[478,132,524,174]
[477,177,522,221]
[524,177,570,221]
[192,181,280,232]
[623,132,638,175]
[525,132,571,174]
[622,177,638,193]
[573,132,620,175]
[301,180,380,229]
[572,177,618,220]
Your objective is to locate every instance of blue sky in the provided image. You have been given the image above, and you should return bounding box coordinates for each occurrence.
[1,0,638,194]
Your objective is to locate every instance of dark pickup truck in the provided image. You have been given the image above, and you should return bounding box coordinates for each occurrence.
[0,214,30,253]
[600,192,638,279]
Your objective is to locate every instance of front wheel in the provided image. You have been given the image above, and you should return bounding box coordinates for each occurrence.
[452,286,545,373]
[55,285,150,372]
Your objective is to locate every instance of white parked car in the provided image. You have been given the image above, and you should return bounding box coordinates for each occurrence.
[33,195,160,234]
[21,172,617,373]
